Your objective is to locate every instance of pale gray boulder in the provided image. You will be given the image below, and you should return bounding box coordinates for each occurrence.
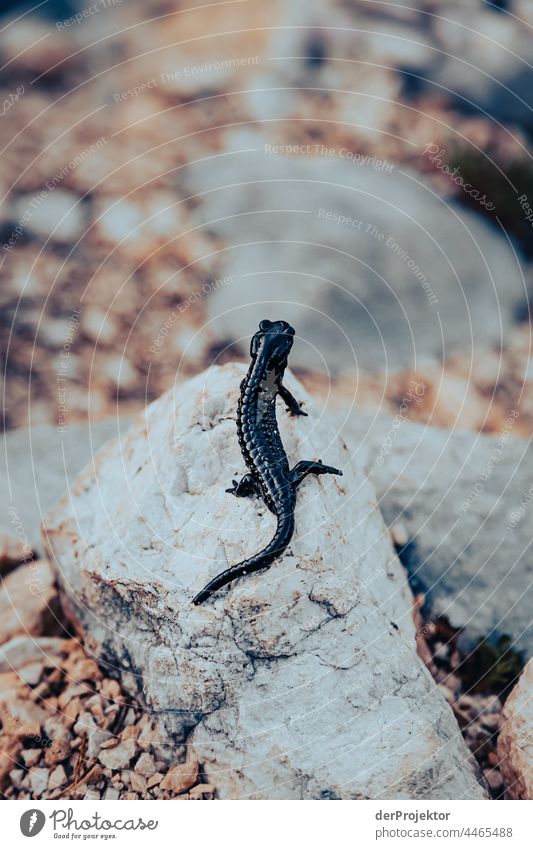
[0,418,129,553]
[181,150,524,373]
[342,410,533,656]
[43,364,484,799]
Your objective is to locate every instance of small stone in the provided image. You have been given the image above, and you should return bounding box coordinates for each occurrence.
[13,190,85,243]
[135,752,156,775]
[0,635,64,673]
[62,698,82,727]
[21,749,42,768]
[120,724,140,740]
[89,700,104,722]
[0,560,57,645]
[1,18,76,75]
[0,534,33,572]
[481,713,500,733]
[189,783,216,799]
[82,309,119,347]
[18,662,44,686]
[101,679,121,700]
[160,758,199,795]
[122,792,138,800]
[390,522,409,547]
[456,694,475,709]
[99,736,120,749]
[49,764,67,789]
[29,767,49,796]
[58,685,90,710]
[69,657,102,683]
[104,787,120,800]
[98,737,137,770]
[84,788,101,800]
[9,768,25,789]
[101,355,137,391]
[87,728,112,759]
[0,737,23,786]
[130,772,147,794]
[484,769,503,793]
[0,691,47,737]
[146,772,163,789]
[44,735,70,766]
[84,764,103,785]
[137,722,155,750]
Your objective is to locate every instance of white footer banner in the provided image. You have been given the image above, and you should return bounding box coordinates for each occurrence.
[4,799,531,848]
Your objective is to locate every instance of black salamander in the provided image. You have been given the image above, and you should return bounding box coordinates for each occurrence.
[193,319,342,605]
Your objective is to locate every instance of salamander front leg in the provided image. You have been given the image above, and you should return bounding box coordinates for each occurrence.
[226,473,262,498]
[289,459,343,489]
[278,382,308,416]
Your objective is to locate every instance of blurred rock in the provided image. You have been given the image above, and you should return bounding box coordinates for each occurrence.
[428,3,533,129]
[160,758,199,795]
[183,151,523,373]
[81,309,119,347]
[0,635,65,673]
[12,190,85,244]
[498,659,533,799]
[0,559,58,643]
[98,738,137,771]
[0,16,79,77]
[0,418,130,554]
[0,533,33,574]
[43,364,485,799]
[343,409,533,656]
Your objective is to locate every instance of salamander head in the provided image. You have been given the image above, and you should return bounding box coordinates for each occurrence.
[250,319,295,368]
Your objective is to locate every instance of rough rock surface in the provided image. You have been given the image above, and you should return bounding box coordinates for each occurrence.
[498,659,533,799]
[0,418,129,553]
[182,150,523,372]
[342,410,533,656]
[43,364,484,799]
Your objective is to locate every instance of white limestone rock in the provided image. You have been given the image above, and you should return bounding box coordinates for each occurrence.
[43,364,485,799]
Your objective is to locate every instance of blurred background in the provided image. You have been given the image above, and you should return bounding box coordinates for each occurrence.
[0,0,532,438]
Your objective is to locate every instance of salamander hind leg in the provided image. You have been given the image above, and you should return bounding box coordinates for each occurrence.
[289,459,343,489]
[226,473,262,497]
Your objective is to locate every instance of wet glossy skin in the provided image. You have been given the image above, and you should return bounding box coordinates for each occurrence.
[192,319,343,605]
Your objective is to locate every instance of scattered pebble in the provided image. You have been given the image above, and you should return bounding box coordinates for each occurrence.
[29,767,49,796]
[160,758,200,795]
[98,738,137,770]
[0,535,33,574]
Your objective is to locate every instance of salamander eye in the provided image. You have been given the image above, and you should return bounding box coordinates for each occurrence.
[259,319,272,331]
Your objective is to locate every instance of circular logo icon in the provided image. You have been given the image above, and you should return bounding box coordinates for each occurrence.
[20,809,46,837]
